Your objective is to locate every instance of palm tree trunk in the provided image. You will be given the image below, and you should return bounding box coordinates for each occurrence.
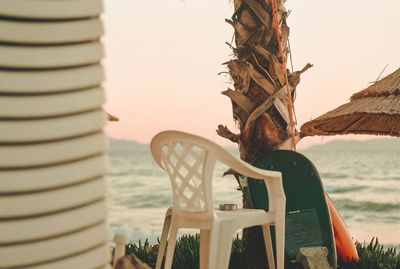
[217,0,311,267]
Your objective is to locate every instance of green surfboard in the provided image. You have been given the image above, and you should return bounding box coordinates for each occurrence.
[248,150,337,269]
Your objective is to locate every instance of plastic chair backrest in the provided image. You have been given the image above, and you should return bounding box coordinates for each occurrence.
[151,131,216,218]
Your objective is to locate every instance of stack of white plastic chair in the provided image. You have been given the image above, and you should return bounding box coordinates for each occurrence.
[0,1,110,268]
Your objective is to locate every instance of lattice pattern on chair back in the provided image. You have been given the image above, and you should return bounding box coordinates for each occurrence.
[160,141,211,213]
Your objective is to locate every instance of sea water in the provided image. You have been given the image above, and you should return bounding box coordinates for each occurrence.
[106,140,400,247]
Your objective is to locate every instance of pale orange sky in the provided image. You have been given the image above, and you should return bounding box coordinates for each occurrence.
[103,0,400,148]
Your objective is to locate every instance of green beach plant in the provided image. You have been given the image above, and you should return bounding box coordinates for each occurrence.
[125,239,159,267]
[339,238,400,269]
[126,234,241,269]
[126,235,400,269]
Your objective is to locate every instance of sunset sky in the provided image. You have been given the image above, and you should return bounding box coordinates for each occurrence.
[103,0,400,148]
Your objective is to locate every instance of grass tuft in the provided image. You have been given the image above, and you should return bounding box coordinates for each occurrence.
[338,237,400,269]
[126,235,400,269]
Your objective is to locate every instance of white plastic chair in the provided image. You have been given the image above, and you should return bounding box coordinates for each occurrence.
[151,130,286,269]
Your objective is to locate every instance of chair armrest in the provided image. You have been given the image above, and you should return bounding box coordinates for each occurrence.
[214,146,281,181]
[214,146,286,211]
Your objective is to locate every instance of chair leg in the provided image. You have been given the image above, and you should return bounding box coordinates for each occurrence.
[262,224,276,269]
[274,218,285,269]
[200,229,211,269]
[156,212,172,269]
[163,223,178,269]
[208,224,235,269]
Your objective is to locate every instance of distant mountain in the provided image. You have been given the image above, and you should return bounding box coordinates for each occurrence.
[304,138,400,152]
[108,138,240,155]
[108,138,148,154]
[109,137,400,153]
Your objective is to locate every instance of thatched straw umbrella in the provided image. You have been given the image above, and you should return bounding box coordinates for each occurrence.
[301,67,400,137]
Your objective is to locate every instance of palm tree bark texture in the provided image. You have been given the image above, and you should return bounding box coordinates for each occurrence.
[217,0,311,267]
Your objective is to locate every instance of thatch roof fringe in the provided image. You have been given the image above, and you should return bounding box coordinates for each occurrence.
[302,114,400,137]
[301,67,400,138]
[313,96,400,119]
[351,68,400,100]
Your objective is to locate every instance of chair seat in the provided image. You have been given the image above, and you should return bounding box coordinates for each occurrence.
[0,132,106,169]
[164,207,275,229]
[22,244,110,269]
[0,200,107,244]
[0,177,106,218]
[0,109,105,143]
[215,208,275,227]
[0,222,107,268]
[0,87,105,118]
[0,42,104,69]
[0,154,106,193]
[0,65,104,94]
[0,0,103,20]
[0,19,103,45]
